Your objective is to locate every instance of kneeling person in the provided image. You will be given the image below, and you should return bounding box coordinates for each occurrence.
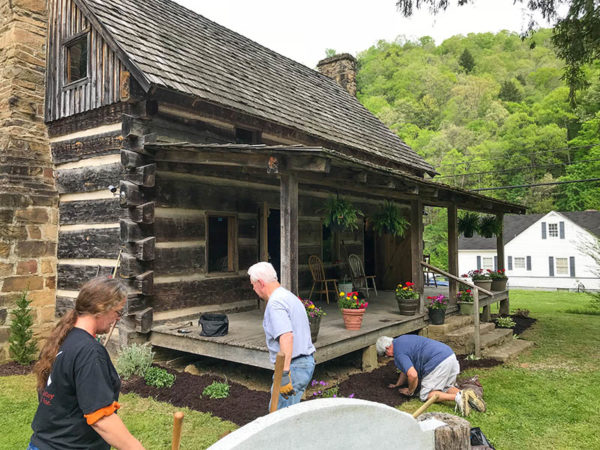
[376,334,485,416]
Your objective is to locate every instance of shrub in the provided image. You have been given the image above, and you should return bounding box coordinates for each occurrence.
[202,381,230,399]
[115,343,154,379]
[144,367,175,388]
[8,290,38,365]
[495,316,516,328]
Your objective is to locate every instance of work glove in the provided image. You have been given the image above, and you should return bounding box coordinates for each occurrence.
[280,370,296,398]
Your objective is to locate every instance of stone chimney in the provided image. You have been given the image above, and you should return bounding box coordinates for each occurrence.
[0,0,58,361]
[317,53,357,96]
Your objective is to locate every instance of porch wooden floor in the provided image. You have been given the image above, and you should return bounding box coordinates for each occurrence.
[150,289,437,369]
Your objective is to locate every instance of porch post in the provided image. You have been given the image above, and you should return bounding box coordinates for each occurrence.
[496,212,509,314]
[280,172,298,294]
[410,199,424,313]
[448,205,458,305]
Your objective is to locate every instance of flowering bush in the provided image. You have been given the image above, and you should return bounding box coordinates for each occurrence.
[426,295,448,310]
[338,291,368,310]
[457,289,473,303]
[301,298,326,318]
[395,282,419,300]
[463,269,490,281]
[487,269,508,280]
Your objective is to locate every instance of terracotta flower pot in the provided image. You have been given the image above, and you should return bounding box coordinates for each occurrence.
[308,315,321,342]
[397,296,419,316]
[428,308,446,325]
[491,279,508,291]
[341,308,366,330]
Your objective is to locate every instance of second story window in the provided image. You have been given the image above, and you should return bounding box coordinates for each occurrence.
[548,223,558,237]
[65,33,88,84]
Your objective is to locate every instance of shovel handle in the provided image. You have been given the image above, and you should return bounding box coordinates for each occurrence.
[412,393,439,418]
[171,411,184,450]
[269,352,285,413]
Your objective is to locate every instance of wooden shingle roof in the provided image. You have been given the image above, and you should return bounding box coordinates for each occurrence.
[78,0,436,175]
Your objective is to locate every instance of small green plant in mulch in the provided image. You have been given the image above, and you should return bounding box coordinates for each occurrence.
[115,343,154,379]
[202,381,230,399]
[144,367,175,388]
[495,316,516,329]
[466,353,481,361]
[8,290,38,365]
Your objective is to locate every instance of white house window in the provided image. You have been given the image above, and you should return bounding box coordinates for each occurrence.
[514,257,526,269]
[548,223,558,238]
[482,257,494,270]
[556,258,569,275]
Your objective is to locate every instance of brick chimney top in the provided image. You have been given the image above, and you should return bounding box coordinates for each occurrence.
[317,53,357,97]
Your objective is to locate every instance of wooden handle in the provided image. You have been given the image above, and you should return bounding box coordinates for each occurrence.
[269,352,285,413]
[412,393,439,418]
[171,411,184,450]
[102,320,117,347]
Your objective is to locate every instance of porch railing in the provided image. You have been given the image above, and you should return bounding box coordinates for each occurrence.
[421,261,493,357]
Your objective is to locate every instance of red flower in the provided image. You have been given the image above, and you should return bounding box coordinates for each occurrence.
[466,289,471,293]
[406,281,415,287]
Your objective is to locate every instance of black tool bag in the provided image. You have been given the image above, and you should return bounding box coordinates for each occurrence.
[198,313,229,337]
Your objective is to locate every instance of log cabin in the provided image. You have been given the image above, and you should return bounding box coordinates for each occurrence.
[48,0,525,365]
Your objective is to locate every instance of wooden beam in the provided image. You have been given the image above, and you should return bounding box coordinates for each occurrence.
[447,205,458,305]
[260,202,269,261]
[135,271,154,295]
[119,180,142,207]
[129,202,154,224]
[280,173,299,294]
[133,307,153,334]
[410,199,424,313]
[496,213,505,271]
[125,163,156,187]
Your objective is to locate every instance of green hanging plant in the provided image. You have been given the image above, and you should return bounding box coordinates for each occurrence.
[458,212,480,238]
[371,201,410,237]
[478,215,502,238]
[321,196,363,232]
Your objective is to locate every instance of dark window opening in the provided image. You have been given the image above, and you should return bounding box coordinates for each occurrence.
[322,224,333,263]
[235,128,260,144]
[208,216,235,272]
[267,209,281,277]
[66,35,88,83]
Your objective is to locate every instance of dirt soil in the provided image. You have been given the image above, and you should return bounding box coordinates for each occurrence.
[492,314,537,335]
[1,313,536,426]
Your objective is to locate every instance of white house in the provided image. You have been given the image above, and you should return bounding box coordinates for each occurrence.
[458,211,600,291]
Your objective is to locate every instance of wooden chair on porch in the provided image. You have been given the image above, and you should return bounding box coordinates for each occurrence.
[308,255,339,304]
[423,254,438,287]
[348,254,377,298]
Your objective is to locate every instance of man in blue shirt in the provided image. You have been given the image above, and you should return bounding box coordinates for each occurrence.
[248,262,315,411]
[376,334,485,416]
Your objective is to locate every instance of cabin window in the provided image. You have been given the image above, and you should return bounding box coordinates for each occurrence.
[514,257,526,269]
[548,223,558,238]
[235,127,260,144]
[207,215,237,272]
[481,257,494,270]
[65,33,88,84]
[555,257,569,275]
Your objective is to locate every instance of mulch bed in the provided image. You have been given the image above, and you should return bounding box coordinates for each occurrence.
[493,313,537,336]
[1,313,537,426]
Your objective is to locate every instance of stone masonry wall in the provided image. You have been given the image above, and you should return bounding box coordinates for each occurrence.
[316,53,357,97]
[0,0,57,362]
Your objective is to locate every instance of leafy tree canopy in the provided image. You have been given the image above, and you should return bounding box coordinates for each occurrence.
[395,0,600,105]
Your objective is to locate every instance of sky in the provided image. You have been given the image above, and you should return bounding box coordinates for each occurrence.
[175,0,553,68]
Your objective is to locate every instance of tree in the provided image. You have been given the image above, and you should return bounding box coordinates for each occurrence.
[499,80,523,102]
[395,0,600,104]
[324,48,337,58]
[8,290,38,365]
[458,48,475,73]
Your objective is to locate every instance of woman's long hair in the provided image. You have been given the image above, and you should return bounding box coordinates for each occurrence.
[34,277,127,390]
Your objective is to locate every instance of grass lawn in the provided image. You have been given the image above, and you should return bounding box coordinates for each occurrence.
[1,290,598,449]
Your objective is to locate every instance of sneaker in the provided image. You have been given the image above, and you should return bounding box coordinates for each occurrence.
[464,388,486,413]
[454,390,471,416]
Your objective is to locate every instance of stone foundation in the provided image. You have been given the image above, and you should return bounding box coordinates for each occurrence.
[0,0,57,362]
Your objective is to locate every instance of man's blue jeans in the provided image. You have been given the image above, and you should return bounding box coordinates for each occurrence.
[270,354,315,411]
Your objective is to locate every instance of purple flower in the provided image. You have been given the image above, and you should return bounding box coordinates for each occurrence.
[348,393,355,398]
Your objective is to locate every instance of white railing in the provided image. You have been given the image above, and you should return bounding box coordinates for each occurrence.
[421,261,493,357]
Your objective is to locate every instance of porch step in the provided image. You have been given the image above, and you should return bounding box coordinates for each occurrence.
[483,339,535,362]
[426,315,474,340]
[440,323,496,354]
[480,327,514,351]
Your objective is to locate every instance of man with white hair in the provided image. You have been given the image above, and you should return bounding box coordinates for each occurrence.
[247,262,315,410]
[376,334,485,416]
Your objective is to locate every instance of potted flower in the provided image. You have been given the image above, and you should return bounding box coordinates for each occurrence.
[488,269,508,291]
[301,298,326,342]
[338,291,368,330]
[395,282,420,315]
[458,212,480,238]
[426,295,448,325]
[321,196,363,232]
[457,289,474,315]
[466,269,492,291]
